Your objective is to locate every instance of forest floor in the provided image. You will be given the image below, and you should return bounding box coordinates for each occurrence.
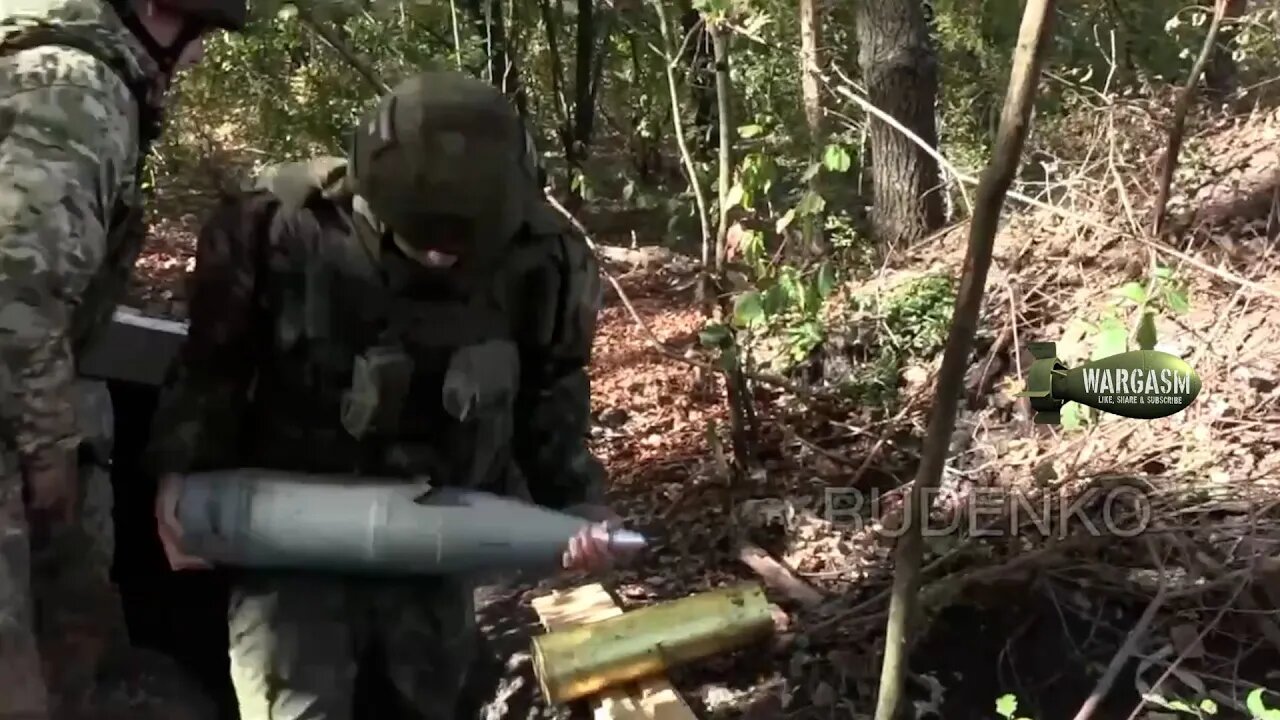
[124,96,1280,720]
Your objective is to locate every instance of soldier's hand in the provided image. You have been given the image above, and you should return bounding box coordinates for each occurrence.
[562,522,618,574]
[155,474,213,571]
[23,446,77,526]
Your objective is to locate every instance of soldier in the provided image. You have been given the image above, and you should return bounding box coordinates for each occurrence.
[146,70,619,720]
[0,0,246,717]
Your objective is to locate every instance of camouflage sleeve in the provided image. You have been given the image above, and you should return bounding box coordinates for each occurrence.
[513,231,607,510]
[144,193,271,476]
[0,48,138,460]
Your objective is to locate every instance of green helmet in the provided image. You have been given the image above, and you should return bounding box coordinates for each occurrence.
[348,71,541,275]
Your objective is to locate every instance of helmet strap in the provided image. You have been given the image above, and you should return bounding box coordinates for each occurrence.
[111,0,203,75]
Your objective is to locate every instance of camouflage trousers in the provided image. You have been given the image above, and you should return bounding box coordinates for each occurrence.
[0,381,213,720]
[227,571,478,720]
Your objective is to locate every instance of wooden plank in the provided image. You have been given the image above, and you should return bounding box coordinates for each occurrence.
[530,583,698,720]
[737,542,825,607]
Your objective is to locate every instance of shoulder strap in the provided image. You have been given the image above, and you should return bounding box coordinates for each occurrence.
[0,22,160,151]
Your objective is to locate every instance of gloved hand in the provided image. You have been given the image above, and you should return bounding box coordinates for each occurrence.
[154,474,213,571]
[561,503,625,573]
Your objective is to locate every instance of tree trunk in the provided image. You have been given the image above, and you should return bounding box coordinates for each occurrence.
[538,0,607,211]
[571,0,611,180]
[710,23,754,470]
[712,27,732,276]
[459,0,527,116]
[1203,0,1245,97]
[571,0,596,172]
[871,2,1058,719]
[798,0,827,256]
[681,7,716,160]
[625,29,662,185]
[1150,0,1230,236]
[854,0,945,246]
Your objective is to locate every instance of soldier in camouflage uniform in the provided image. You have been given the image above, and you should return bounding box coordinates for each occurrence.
[0,0,245,717]
[146,70,618,720]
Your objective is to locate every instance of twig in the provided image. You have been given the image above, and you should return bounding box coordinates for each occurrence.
[543,193,824,400]
[1150,0,1229,237]
[737,542,827,607]
[1123,576,1252,720]
[447,0,464,70]
[292,5,389,95]
[827,69,973,218]
[848,386,931,487]
[1189,549,1280,656]
[789,430,864,469]
[828,62,1278,300]
[811,533,1102,633]
[649,0,714,296]
[873,4,1058,718]
[1071,539,1168,720]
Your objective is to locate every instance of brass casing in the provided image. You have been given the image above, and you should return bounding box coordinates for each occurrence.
[531,582,775,704]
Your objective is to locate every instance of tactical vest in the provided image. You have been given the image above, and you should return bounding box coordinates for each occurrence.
[0,18,161,356]
[243,178,571,496]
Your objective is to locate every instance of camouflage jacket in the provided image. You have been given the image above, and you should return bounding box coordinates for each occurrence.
[145,158,606,510]
[0,0,163,461]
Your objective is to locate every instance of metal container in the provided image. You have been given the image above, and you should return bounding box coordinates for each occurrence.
[531,582,775,704]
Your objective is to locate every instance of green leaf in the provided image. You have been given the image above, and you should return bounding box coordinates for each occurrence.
[801,161,822,183]
[1154,265,1174,280]
[1200,698,1218,715]
[795,191,826,216]
[762,284,789,314]
[690,0,723,13]
[740,229,764,261]
[816,262,837,299]
[1116,281,1147,305]
[995,694,1017,718]
[1093,317,1128,360]
[742,12,771,36]
[1247,688,1271,718]
[775,208,797,233]
[822,144,852,173]
[725,184,745,210]
[779,268,802,303]
[1165,699,1194,713]
[699,323,729,347]
[738,124,764,139]
[733,291,765,328]
[1061,403,1089,430]
[1165,288,1190,314]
